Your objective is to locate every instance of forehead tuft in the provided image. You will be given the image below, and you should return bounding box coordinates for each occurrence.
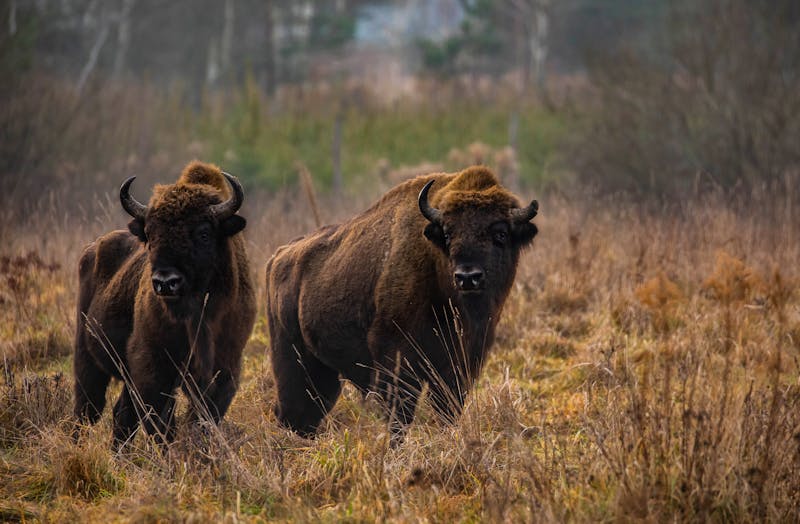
[147,161,229,221]
[148,185,221,222]
[178,161,231,197]
[433,166,520,214]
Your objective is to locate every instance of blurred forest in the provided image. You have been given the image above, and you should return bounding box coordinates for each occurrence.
[2,0,800,204]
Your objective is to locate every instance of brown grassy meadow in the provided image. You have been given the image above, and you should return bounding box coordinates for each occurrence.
[1,177,800,522]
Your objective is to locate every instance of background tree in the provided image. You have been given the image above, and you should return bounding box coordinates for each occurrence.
[570,0,800,194]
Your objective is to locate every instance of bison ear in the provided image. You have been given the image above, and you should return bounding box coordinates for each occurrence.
[512,222,538,247]
[128,218,146,242]
[220,215,246,237]
[423,223,447,251]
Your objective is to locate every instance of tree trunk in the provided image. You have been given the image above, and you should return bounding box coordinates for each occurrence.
[77,8,110,95]
[332,104,344,194]
[220,0,234,79]
[206,39,220,86]
[113,0,135,78]
[507,109,520,188]
[530,2,552,108]
[263,0,276,95]
[9,0,16,36]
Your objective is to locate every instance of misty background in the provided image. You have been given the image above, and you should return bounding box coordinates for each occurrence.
[2,0,799,208]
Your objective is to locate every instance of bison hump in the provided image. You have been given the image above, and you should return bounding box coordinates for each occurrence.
[89,230,140,281]
[178,161,230,196]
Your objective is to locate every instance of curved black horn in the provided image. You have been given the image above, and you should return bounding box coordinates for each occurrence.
[510,199,538,223]
[120,176,147,220]
[418,180,443,224]
[210,172,244,219]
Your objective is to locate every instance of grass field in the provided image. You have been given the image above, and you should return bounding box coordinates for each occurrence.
[1,175,799,522]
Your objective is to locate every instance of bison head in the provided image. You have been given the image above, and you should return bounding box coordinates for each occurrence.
[119,170,245,316]
[418,178,537,298]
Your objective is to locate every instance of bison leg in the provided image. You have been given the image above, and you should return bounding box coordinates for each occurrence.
[111,386,137,450]
[112,384,178,450]
[272,339,342,437]
[182,367,237,425]
[73,348,111,426]
[374,368,422,444]
[205,367,238,423]
[112,366,180,450]
[140,391,177,447]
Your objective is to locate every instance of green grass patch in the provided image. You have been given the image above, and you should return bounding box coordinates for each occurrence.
[197,95,566,190]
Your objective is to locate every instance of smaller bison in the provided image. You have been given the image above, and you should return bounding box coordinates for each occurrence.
[265,166,538,438]
[74,161,256,448]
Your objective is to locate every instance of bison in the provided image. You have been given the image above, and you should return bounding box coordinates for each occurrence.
[265,166,537,438]
[73,161,256,448]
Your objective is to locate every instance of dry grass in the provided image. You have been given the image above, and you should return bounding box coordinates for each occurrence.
[1,184,799,522]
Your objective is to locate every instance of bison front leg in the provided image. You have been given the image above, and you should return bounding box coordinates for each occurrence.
[181,321,223,424]
[113,353,180,450]
[111,385,136,450]
[204,367,239,424]
[201,316,248,424]
[112,383,178,451]
[374,365,422,445]
[181,368,234,425]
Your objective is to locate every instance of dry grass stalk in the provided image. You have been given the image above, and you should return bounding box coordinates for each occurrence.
[0,188,799,521]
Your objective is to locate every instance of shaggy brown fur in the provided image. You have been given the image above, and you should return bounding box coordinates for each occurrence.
[265,166,537,438]
[73,161,256,448]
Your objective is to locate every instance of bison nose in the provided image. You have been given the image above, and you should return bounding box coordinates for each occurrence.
[152,269,185,297]
[454,266,485,292]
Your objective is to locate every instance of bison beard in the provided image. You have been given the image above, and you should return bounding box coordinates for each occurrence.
[73,161,256,449]
[265,166,537,439]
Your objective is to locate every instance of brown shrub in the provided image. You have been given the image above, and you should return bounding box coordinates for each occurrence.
[635,272,685,334]
[703,250,764,305]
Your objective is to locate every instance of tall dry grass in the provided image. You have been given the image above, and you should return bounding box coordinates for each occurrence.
[1,178,799,521]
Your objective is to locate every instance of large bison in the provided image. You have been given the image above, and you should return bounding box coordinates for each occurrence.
[73,161,256,448]
[265,166,537,437]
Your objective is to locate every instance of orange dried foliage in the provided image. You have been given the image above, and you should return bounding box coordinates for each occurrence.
[634,272,684,335]
[635,272,684,311]
[702,251,764,304]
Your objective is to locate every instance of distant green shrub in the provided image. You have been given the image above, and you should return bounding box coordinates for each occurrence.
[198,90,565,191]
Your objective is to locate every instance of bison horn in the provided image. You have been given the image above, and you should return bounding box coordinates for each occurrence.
[510,199,539,223]
[418,180,443,224]
[120,176,147,220]
[210,172,244,219]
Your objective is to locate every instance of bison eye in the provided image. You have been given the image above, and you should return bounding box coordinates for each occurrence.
[194,225,213,244]
[493,231,508,245]
[443,232,451,247]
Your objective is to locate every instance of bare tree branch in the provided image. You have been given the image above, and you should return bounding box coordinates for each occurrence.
[9,0,16,36]
[76,9,110,95]
[113,0,136,78]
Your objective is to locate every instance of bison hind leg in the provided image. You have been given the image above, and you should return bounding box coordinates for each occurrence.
[73,348,111,428]
[272,339,342,437]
